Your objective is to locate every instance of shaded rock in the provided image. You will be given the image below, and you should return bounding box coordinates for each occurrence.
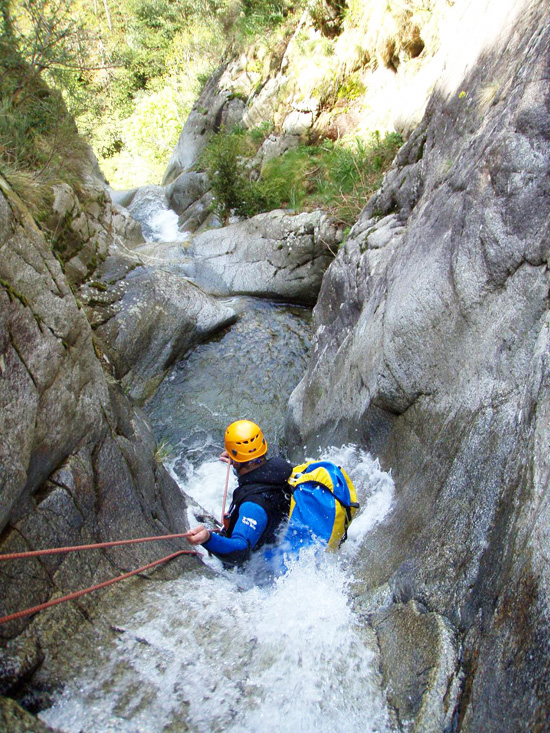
[80,245,236,402]
[188,209,342,305]
[83,258,236,401]
[163,67,246,184]
[110,203,144,246]
[178,191,215,233]
[287,0,550,727]
[166,171,210,216]
[40,183,144,286]
[0,178,109,532]
[370,600,462,732]
[0,177,202,698]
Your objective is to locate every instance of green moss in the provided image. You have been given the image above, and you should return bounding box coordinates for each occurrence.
[89,280,108,291]
[0,278,29,307]
[33,311,44,328]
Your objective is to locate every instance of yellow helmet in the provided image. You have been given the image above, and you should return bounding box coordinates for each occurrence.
[224,420,267,462]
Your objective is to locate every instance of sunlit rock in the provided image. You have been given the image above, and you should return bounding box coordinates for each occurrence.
[187,209,342,305]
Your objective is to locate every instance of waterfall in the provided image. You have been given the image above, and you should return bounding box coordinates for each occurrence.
[38,192,396,732]
[40,447,394,733]
[126,185,190,243]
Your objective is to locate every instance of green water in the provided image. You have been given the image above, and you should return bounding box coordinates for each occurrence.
[144,297,312,481]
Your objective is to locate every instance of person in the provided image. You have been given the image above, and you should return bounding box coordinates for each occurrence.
[186,420,293,567]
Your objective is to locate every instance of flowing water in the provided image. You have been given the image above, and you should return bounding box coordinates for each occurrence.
[127,185,190,243]
[38,198,396,732]
[39,445,394,733]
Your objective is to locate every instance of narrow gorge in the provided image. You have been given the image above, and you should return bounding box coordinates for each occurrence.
[1,0,549,730]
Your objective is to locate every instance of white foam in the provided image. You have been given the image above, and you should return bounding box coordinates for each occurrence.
[40,445,394,732]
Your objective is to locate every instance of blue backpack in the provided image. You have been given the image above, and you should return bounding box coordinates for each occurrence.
[284,461,360,550]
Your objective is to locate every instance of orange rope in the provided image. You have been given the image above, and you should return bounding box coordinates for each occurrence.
[0,549,201,625]
[0,532,195,561]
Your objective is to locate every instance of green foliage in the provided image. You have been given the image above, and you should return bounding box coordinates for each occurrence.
[198,123,275,222]
[5,0,85,76]
[200,126,403,226]
[260,131,403,225]
[0,0,92,211]
[1,0,305,190]
[155,439,174,464]
[234,0,294,42]
[337,73,366,101]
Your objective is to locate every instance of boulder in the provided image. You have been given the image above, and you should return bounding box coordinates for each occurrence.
[166,171,210,216]
[286,0,550,727]
[108,187,139,208]
[187,209,342,305]
[110,202,144,246]
[256,134,301,170]
[82,250,237,402]
[369,600,462,732]
[178,191,215,233]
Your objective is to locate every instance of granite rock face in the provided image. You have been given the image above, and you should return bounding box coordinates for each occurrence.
[187,209,342,305]
[163,67,246,184]
[0,178,199,696]
[43,183,144,286]
[80,245,237,403]
[287,0,550,728]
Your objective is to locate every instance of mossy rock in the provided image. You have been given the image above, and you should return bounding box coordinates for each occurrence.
[0,697,53,732]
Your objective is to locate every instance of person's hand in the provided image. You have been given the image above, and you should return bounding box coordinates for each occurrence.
[185,525,211,545]
[220,451,231,464]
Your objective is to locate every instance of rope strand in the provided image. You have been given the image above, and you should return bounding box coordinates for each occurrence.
[0,532,195,561]
[0,549,201,625]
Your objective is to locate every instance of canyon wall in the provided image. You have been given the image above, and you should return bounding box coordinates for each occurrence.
[287,0,550,727]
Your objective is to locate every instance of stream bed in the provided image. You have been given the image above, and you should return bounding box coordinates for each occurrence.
[38,297,395,732]
[38,205,396,731]
[39,449,395,733]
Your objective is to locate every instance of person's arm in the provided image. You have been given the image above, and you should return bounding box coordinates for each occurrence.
[203,502,268,566]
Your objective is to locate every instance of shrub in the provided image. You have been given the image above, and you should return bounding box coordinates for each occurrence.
[0,0,93,212]
[199,128,402,227]
[198,123,276,222]
[261,131,403,225]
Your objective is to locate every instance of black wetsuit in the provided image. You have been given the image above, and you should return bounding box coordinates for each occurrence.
[204,456,292,566]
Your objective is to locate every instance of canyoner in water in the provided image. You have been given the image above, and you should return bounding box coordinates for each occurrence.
[186,420,360,569]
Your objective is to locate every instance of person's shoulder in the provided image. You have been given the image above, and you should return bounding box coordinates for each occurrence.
[239,500,269,518]
[266,455,293,479]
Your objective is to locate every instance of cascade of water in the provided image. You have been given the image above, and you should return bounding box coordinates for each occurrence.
[39,447,394,733]
[127,185,189,243]
[38,263,395,731]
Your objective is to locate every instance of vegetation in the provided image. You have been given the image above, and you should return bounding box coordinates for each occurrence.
[1,0,405,226]
[0,0,92,211]
[0,0,300,189]
[199,126,403,226]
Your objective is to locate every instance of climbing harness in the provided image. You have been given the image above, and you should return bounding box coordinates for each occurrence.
[0,533,201,625]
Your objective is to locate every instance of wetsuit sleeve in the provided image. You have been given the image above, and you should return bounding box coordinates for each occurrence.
[203,502,268,566]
